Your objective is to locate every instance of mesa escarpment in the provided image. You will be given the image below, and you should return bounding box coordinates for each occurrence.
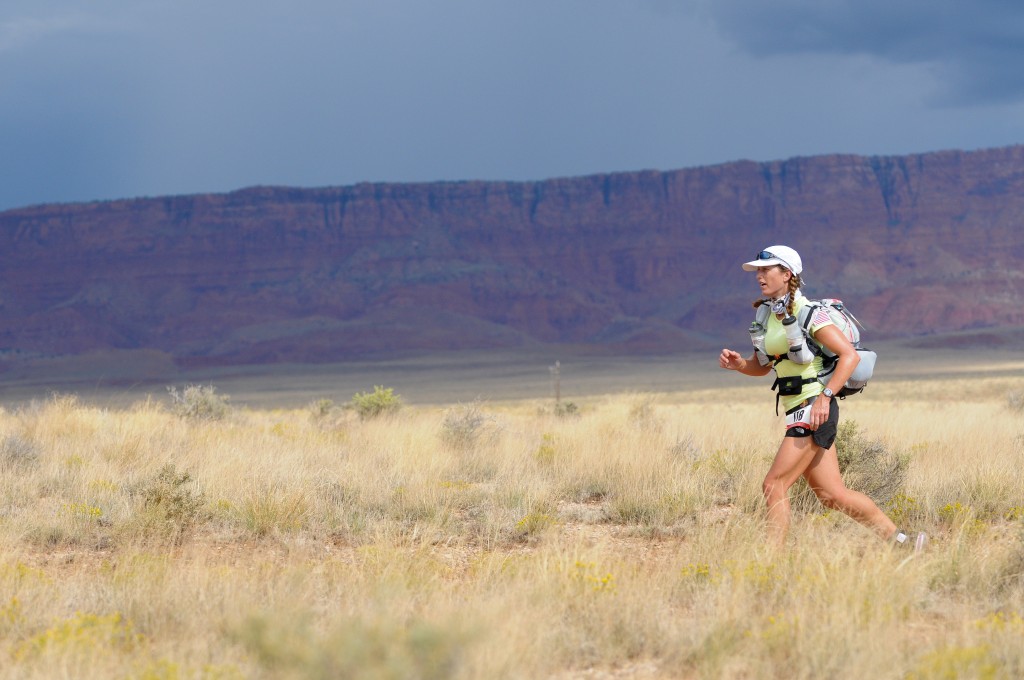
[2,145,1023,365]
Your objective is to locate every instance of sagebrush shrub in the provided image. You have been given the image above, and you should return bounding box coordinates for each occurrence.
[308,398,336,420]
[167,384,231,421]
[141,465,205,522]
[791,419,908,514]
[835,420,908,507]
[440,399,498,449]
[128,464,206,543]
[0,434,40,469]
[668,435,702,462]
[628,394,661,432]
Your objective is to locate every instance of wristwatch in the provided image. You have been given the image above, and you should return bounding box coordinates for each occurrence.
[821,387,835,399]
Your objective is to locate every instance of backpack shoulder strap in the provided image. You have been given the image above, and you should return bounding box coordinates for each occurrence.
[754,301,771,326]
[798,301,818,334]
[755,301,796,366]
[797,301,832,359]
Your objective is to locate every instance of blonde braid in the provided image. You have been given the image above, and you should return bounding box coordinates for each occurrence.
[786,274,802,316]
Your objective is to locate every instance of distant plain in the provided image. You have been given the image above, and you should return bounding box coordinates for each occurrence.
[4,335,1024,409]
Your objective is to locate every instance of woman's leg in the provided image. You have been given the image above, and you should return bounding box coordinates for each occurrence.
[803,443,897,539]
[763,435,821,542]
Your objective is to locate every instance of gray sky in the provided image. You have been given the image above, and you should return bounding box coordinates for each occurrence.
[2,0,1023,211]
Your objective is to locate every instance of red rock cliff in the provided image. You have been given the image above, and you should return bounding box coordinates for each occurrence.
[1,145,1023,364]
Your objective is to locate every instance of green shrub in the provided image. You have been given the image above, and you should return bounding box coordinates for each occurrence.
[536,401,579,418]
[350,386,402,420]
[886,492,921,527]
[513,511,556,541]
[554,401,579,418]
[166,384,231,421]
[534,433,556,465]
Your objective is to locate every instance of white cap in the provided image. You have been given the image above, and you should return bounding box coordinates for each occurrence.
[742,245,803,275]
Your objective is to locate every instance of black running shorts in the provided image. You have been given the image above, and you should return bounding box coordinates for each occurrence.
[784,397,839,449]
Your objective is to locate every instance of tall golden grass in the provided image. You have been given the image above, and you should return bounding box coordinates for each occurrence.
[0,370,1022,679]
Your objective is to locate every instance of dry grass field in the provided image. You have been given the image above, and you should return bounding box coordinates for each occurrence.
[1,345,1023,678]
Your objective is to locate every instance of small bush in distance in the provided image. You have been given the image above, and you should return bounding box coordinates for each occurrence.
[628,394,661,431]
[440,398,498,449]
[350,386,402,420]
[668,435,702,462]
[307,397,354,430]
[554,401,579,418]
[308,398,336,420]
[167,384,231,421]
[127,463,206,543]
[513,511,556,541]
[535,401,579,418]
[0,434,40,469]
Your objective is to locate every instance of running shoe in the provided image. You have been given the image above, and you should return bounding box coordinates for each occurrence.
[893,530,928,552]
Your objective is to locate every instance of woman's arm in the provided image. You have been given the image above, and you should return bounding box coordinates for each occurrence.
[719,348,773,376]
[807,324,860,428]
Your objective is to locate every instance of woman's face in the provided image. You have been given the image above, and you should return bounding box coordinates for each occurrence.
[755,264,791,299]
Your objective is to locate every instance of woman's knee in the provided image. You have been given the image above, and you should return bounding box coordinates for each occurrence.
[763,476,787,500]
[813,487,844,510]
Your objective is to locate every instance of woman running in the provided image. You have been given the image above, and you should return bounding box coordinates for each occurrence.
[718,245,925,549]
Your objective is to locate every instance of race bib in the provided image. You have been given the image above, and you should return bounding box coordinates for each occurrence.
[785,404,812,430]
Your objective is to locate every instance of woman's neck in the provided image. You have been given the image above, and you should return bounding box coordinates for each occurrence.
[767,288,800,302]
[767,289,801,317]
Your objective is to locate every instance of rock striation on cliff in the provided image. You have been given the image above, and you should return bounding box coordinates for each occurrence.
[2,145,1023,365]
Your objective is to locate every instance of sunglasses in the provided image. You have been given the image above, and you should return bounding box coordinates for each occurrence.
[755,250,794,271]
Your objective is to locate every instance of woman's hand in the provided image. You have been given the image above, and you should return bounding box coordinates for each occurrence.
[720,349,772,376]
[809,395,830,430]
[719,349,744,370]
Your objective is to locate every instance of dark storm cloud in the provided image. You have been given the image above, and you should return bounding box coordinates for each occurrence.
[1,0,1023,211]
[704,0,1024,104]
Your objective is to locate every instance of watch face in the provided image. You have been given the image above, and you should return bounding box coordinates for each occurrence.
[823,388,833,397]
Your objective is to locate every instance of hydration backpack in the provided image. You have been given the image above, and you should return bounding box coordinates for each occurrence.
[753,297,877,398]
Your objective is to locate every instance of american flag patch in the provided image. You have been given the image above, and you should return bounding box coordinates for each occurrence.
[811,308,833,327]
